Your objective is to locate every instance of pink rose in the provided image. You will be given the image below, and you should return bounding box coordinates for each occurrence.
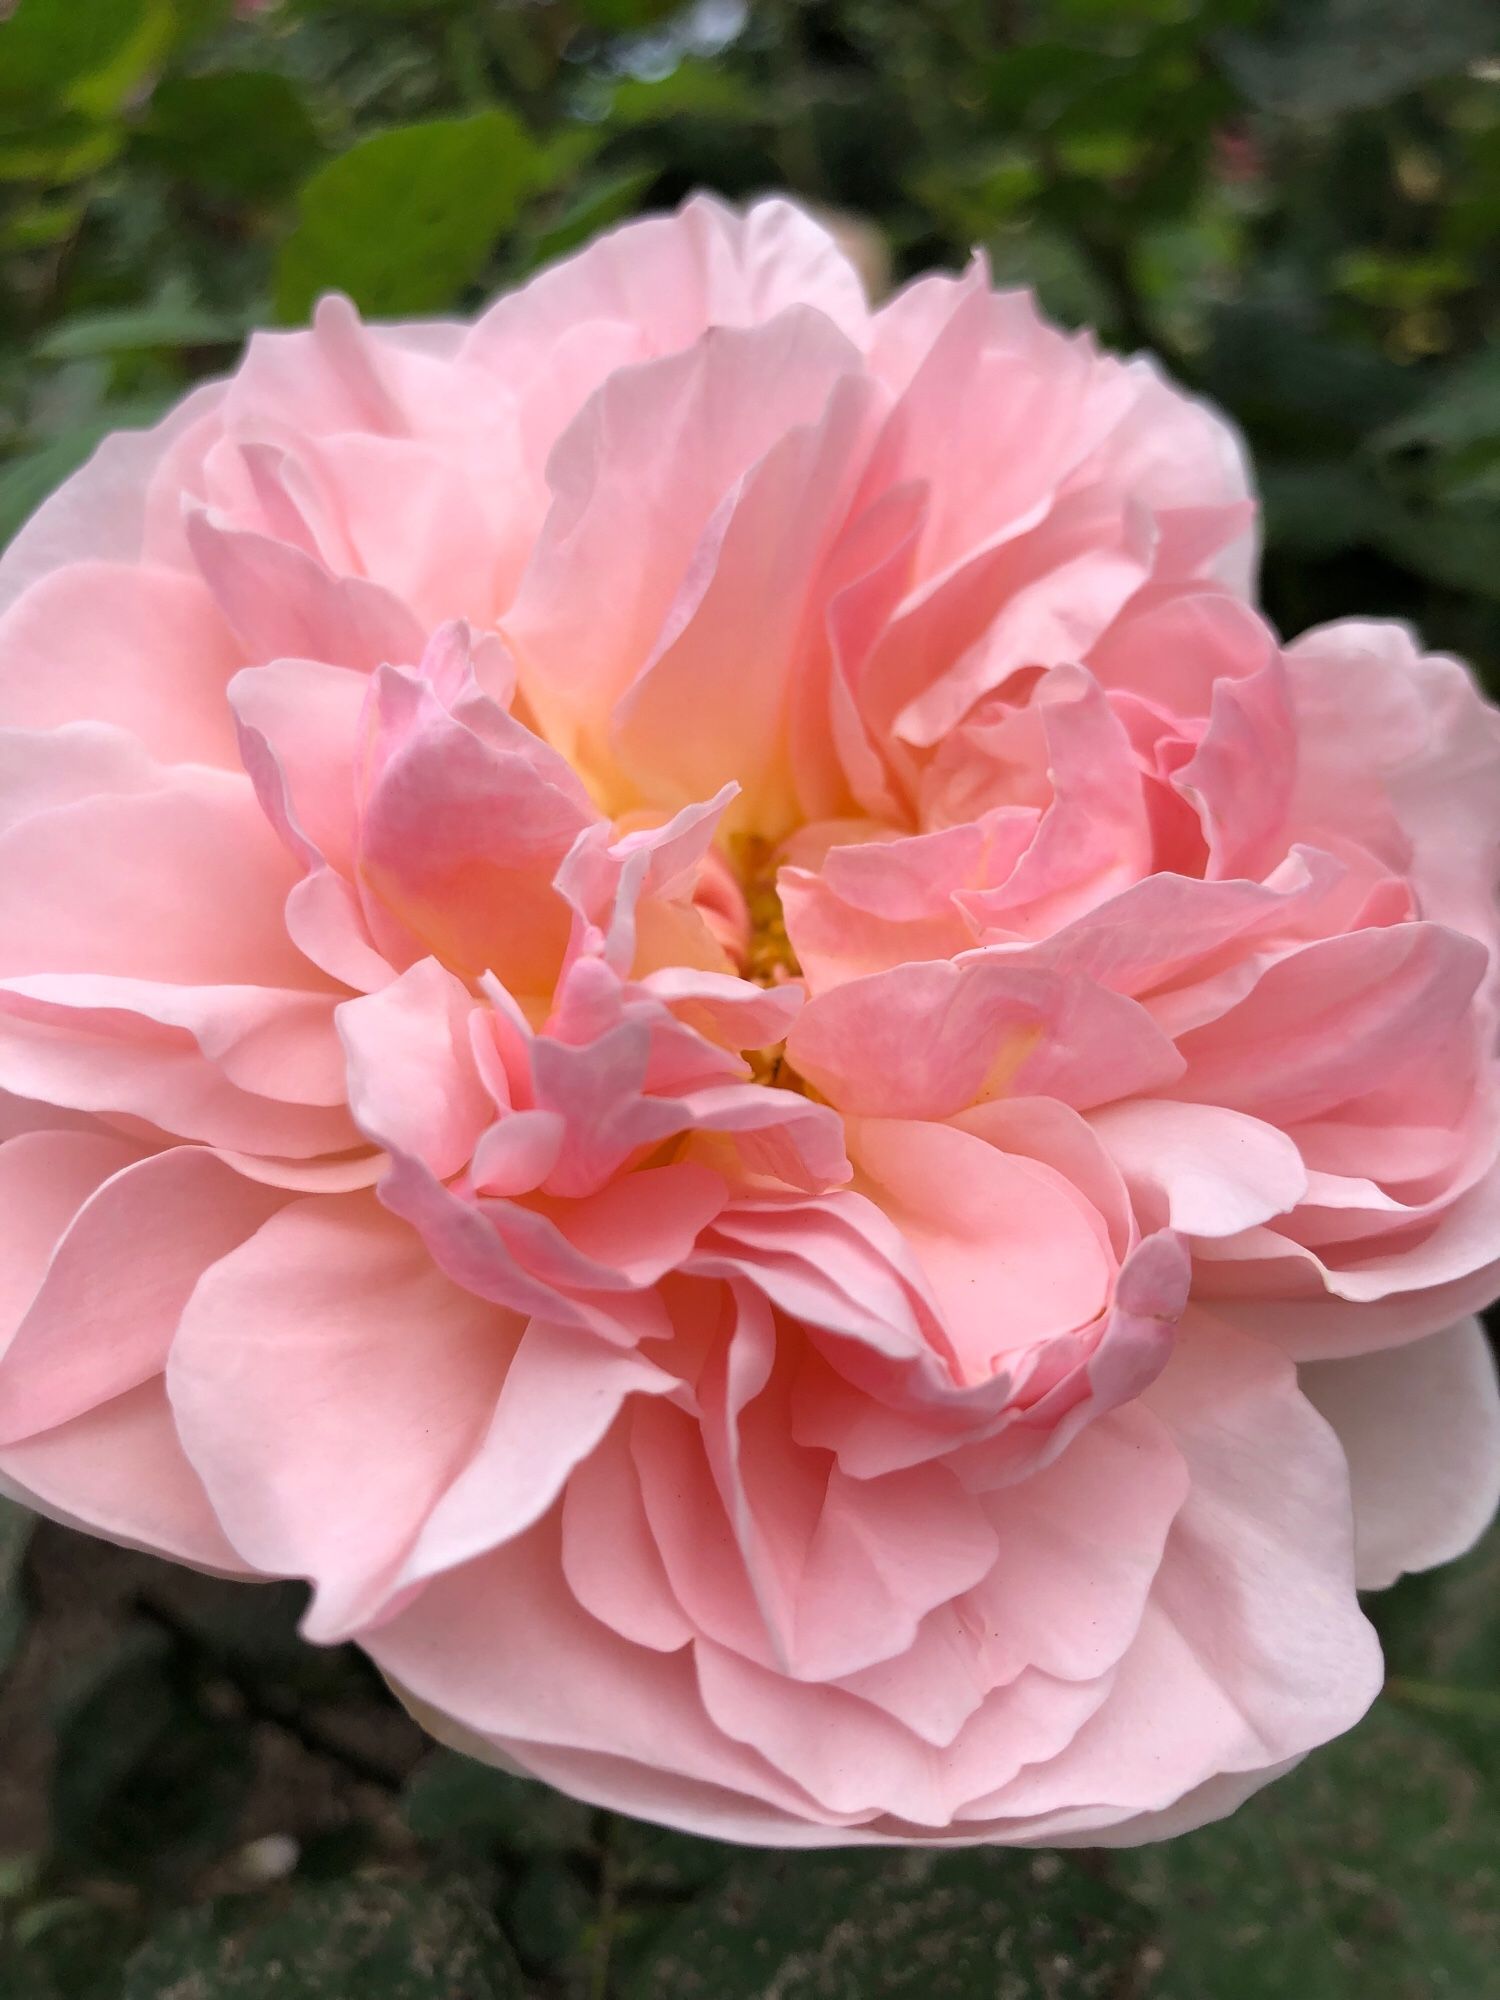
[1,196,1497,1847]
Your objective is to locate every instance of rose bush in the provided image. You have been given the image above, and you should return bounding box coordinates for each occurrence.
[1,196,1497,1847]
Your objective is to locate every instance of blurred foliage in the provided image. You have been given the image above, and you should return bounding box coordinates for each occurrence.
[1,1512,1499,1996]
[1,0,1499,667]
[2,0,1500,1993]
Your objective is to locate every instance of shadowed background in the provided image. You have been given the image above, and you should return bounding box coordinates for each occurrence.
[1,1,1498,1994]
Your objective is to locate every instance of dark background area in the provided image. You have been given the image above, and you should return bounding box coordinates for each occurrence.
[1,1,1499,1994]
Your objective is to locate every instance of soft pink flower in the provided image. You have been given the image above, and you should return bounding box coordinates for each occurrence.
[1,195,1497,1847]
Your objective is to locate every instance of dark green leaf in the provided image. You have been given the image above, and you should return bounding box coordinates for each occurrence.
[402,1749,594,1856]
[0,1496,32,1677]
[119,1874,527,1999]
[0,112,122,184]
[521,166,658,268]
[507,1857,593,1969]
[137,71,325,202]
[1374,1513,1500,1785]
[574,0,684,30]
[1369,500,1500,601]
[1260,459,1384,557]
[49,1622,255,1881]
[273,110,539,321]
[625,1848,1154,1999]
[0,1897,135,2000]
[1220,0,1499,118]
[1375,349,1500,455]
[1204,301,1422,436]
[1120,1701,1500,1998]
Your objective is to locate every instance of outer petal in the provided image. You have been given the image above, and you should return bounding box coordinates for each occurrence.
[0,563,244,764]
[0,1147,287,1442]
[0,1378,250,1573]
[1301,1319,1500,1588]
[168,1192,520,1641]
[961,1316,1382,1834]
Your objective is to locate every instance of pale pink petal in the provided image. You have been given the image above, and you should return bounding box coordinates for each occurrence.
[0,1147,287,1442]
[0,563,244,764]
[0,769,315,989]
[168,1192,519,1640]
[1089,1099,1308,1237]
[508,308,866,778]
[0,1128,141,1342]
[0,1377,250,1573]
[848,1117,1115,1378]
[392,1321,679,1592]
[337,958,492,1176]
[1301,1318,1500,1588]
[186,511,425,671]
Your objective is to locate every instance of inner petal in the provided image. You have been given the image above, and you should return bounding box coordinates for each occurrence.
[847,1116,1114,1383]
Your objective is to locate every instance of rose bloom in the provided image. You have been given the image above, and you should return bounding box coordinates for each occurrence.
[2,198,1499,1847]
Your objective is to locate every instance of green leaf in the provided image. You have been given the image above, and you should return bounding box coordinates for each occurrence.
[521,166,658,269]
[1119,1701,1500,1998]
[49,1621,255,1882]
[0,0,150,113]
[1260,459,1384,557]
[1368,500,1500,601]
[136,70,325,202]
[506,1858,593,1970]
[1204,301,1421,436]
[0,112,122,184]
[36,283,254,361]
[401,1749,593,1856]
[574,0,684,29]
[119,1874,527,1999]
[1375,349,1500,454]
[624,1848,1154,1999]
[273,110,538,322]
[0,1496,33,1677]
[1372,1512,1500,1784]
[0,1897,134,2000]
[603,63,763,128]
[60,0,175,120]
[1220,0,1499,118]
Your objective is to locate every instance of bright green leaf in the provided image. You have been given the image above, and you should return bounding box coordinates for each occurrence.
[0,113,122,184]
[273,110,538,321]
[604,62,763,128]
[0,0,148,112]
[62,0,174,119]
